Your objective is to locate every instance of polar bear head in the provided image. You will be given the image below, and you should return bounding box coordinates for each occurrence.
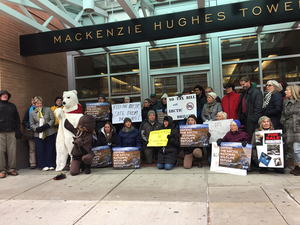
[62,90,79,112]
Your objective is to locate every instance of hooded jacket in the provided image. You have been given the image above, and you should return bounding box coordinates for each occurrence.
[157,116,180,165]
[96,125,118,148]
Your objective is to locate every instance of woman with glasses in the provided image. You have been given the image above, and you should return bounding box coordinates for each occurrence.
[262,80,283,129]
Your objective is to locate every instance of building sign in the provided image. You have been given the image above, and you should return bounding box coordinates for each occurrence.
[20,0,300,56]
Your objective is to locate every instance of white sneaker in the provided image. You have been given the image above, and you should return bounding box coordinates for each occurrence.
[42,167,49,171]
[49,167,54,170]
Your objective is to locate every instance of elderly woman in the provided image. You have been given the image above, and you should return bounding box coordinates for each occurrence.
[280,85,300,176]
[201,92,223,122]
[217,111,228,120]
[30,96,56,171]
[262,80,283,129]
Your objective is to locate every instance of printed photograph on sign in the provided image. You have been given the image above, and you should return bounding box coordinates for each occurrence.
[179,124,209,147]
[91,145,112,168]
[86,102,110,121]
[112,147,140,169]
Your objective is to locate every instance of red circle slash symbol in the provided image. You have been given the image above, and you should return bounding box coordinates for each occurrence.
[186,102,194,110]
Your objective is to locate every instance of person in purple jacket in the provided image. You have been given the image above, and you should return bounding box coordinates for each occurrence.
[217,120,250,147]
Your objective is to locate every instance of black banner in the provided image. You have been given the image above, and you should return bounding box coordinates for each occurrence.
[20,0,300,56]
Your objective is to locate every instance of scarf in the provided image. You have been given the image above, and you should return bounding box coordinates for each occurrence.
[204,100,217,116]
[262,90,274,109]
[37,108,46,140]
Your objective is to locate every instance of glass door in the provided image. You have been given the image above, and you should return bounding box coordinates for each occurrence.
[181,73,208,93]
[153,75,179,99]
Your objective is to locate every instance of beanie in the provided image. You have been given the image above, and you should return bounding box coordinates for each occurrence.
[208,92,217,99]
[186,115,197,124]
[148,110,156,117]
[54,97,62,102]
[123,117,132,124]
[258,116,271,126]
[232,119,241,129]
[161,93,168,99]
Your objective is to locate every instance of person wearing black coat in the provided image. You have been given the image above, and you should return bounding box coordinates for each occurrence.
[157,116,180,170]
[141,98,157,121]
[96,121,118,150]
[117,118,142,148]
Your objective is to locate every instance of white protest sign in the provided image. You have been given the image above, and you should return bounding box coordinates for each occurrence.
[167,94,197,121]
[204,119,233,143]
[112,102,142,124]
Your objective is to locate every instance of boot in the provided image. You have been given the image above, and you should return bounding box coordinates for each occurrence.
[85,164,91,174]
[80,162,85,172]
[290,166,299,174]
[293,166,300,176]
[197,158,203,168]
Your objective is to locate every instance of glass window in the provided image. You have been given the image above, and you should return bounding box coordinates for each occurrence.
[183,74,207,94]
[262,57,300,84]
[222,61,260,90]
[109,50,139,73]
[221,35,258,62]
[261,30,300,58]
[76,77,108,99]
[75,54,107,77]
[180,42,209,66]
[154,76,178,99]
[149,46,177,69]
[110,74,140,96]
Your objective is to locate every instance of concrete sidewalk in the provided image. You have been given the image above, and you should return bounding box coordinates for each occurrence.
[0,166,300,225]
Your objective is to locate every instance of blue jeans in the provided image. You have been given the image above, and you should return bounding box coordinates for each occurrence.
[157,163,173,170]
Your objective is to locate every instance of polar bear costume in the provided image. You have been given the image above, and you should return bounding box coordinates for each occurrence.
[55,90,83,171]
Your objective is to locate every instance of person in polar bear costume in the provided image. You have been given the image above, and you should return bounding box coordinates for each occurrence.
[54,90,83,171]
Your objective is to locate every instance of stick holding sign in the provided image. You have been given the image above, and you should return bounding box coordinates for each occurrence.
[147,129,171,147]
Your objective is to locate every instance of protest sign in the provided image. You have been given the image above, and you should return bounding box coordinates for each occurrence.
[167,94,196,120]
[204,119,232,143]
[156,109,168,124]
[147,129,171,147]
[91,145,112,168]
[179,124,209,147]
[255,130,284,168]
[86,102,110,121]
[112,147,140,169]
[112,102,142,124]
[210,142,252,176]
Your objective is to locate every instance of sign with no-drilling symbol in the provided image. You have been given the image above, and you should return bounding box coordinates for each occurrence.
[186,102,194,110]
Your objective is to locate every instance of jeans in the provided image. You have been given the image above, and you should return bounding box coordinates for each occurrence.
[157,163,173,170]
[293,142,300,165]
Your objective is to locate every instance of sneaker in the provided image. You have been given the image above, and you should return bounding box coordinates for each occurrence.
[49,167,54,170]
[42,167,49,171]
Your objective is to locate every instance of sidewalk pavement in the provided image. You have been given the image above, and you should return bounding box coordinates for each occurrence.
[0,165,300,225]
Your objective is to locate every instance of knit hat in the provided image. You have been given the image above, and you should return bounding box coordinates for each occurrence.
[148,110,156,117]
[124,96,130,100]
[187,115,197,124]
[232,119,241,129]
[161,93,168,99]
[54,97,62,102]
[258,116,271,125]
[207,92,217,99]
[99,95,106,101]
[123,117,132,124]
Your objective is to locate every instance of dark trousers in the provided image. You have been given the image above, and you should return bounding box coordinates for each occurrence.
[35,134,56,169]
[70,154,93,176]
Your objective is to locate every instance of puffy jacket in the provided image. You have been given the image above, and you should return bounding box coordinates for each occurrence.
[221,91,240,120]
[157,116,180,165]
[263,92,283,129]
[96,126,118,148]
[222,126,250,143]
[117,126,142,148]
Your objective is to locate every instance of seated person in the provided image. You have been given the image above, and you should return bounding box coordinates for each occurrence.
[216,111,228,120]
[157,116,180,170]
[96,121,117,150]
[117,118,141,148]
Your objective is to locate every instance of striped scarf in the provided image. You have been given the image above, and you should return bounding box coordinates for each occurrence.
[262,90,274,109]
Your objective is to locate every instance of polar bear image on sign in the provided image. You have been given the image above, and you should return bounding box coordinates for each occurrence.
[55,90,83,171]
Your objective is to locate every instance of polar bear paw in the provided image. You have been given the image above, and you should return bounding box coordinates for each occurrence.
[54,108,64,120]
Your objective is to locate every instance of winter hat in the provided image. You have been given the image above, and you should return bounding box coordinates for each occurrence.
[54,97,62,102]
[187,115,197,124]
[0,90,11,100]
[161,93,168,99]
[124,96,130,100]
[99,95,106,101]
[232,119,241,129]
[123,117,132,124]
[150,93,156,98]
[148,110,156,117]
[207,92,217,99]
[258,116,271,125]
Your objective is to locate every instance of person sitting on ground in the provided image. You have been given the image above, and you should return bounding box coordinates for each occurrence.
[201,92,223,122]
[96,121,118,151]
[157,116,180,170]
[117,118,141,148]
[183,115,203,169]
[217,111,228,120]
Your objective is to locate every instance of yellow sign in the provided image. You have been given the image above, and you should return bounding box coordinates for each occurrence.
[147,129,171,147]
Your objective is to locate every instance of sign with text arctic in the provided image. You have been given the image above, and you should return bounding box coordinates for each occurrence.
[20,0,300,56]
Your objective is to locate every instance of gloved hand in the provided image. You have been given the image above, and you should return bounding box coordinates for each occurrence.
[217,139,222,146]
[167,135,171,140]
[15,130,22,139]
[242,141,248,147]
[36,124,50,133]
[278,133,286,142]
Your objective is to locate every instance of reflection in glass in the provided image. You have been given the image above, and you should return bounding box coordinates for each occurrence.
[150,46,177,69]
[76,77,108,99]
[110,50,139,73]
[154,77,177,99]
[180,42,209,66]
[110,74,140,96]
[75,54,107,77]
[183,74,207,94]
[221,35,258,62]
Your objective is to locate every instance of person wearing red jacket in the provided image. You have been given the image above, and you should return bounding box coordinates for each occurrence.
[221,83,240,120]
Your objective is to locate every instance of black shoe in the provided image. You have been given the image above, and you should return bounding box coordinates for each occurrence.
[85,164,91,174]
[30,166,36,169]
[273,168,286,174]
[260,168,268,174]
[197,159,203,168]
[253,158,260,166]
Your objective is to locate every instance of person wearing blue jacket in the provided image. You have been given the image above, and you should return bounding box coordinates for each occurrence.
[117,118,142,148]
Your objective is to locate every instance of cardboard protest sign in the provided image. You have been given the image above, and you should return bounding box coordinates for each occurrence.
[204,119,233,143]
[112,102,142,124]
[179,124,209,147]
[86,102,110,121]
[112,147,140,169]
[167,94,196,120]
[91,145,111,168]
[156,109,168,124]
[147,129,171,147]
[210,142,252,176]
[255,130,284,168]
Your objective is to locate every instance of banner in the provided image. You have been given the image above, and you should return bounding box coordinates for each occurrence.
[86,102,110,121]
[147,129,171,147]
[112,102,142,124]
[112,147,140,169]
[210,142,252,176]
[91,145,112,167]
[179,124,209,147]
[167,94,196,121]
[156,109,168,125]
[255,130,284,168]
[204,119,233,143]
